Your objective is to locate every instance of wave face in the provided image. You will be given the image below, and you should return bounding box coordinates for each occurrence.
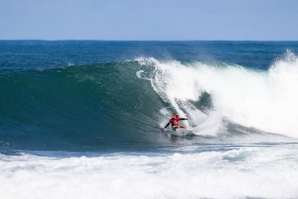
[0,62,168,152]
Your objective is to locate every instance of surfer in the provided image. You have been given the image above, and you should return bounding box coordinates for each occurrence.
[162,113,188,131]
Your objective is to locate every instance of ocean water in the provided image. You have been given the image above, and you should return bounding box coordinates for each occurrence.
[1,41,298,198]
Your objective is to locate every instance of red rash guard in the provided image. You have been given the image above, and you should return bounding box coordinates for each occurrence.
[164,117,187,129]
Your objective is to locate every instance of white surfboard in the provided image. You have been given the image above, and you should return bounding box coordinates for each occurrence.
[163,129,194,137]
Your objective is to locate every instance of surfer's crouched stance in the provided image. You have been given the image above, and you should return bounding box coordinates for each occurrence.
[162,113,188,131]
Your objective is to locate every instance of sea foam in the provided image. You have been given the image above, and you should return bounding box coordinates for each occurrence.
[136,51,298,138]
[0,145,298,199]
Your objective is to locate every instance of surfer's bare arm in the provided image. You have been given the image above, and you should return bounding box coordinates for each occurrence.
[162,122,170,130]
[180,118,188,120]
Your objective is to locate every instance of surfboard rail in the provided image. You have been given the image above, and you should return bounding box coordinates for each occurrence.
[162,128,194,137]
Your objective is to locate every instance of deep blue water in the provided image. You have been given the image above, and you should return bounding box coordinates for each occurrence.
[1,41,298,153]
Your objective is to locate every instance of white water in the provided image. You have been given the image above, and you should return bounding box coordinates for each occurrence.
[1,145,298,199]
[136,51,298,138]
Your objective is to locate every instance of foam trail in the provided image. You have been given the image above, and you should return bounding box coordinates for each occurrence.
[1,145,298,199]
[136,51,298,138]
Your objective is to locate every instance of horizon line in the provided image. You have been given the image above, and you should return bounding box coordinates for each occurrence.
[1,39,298,42]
